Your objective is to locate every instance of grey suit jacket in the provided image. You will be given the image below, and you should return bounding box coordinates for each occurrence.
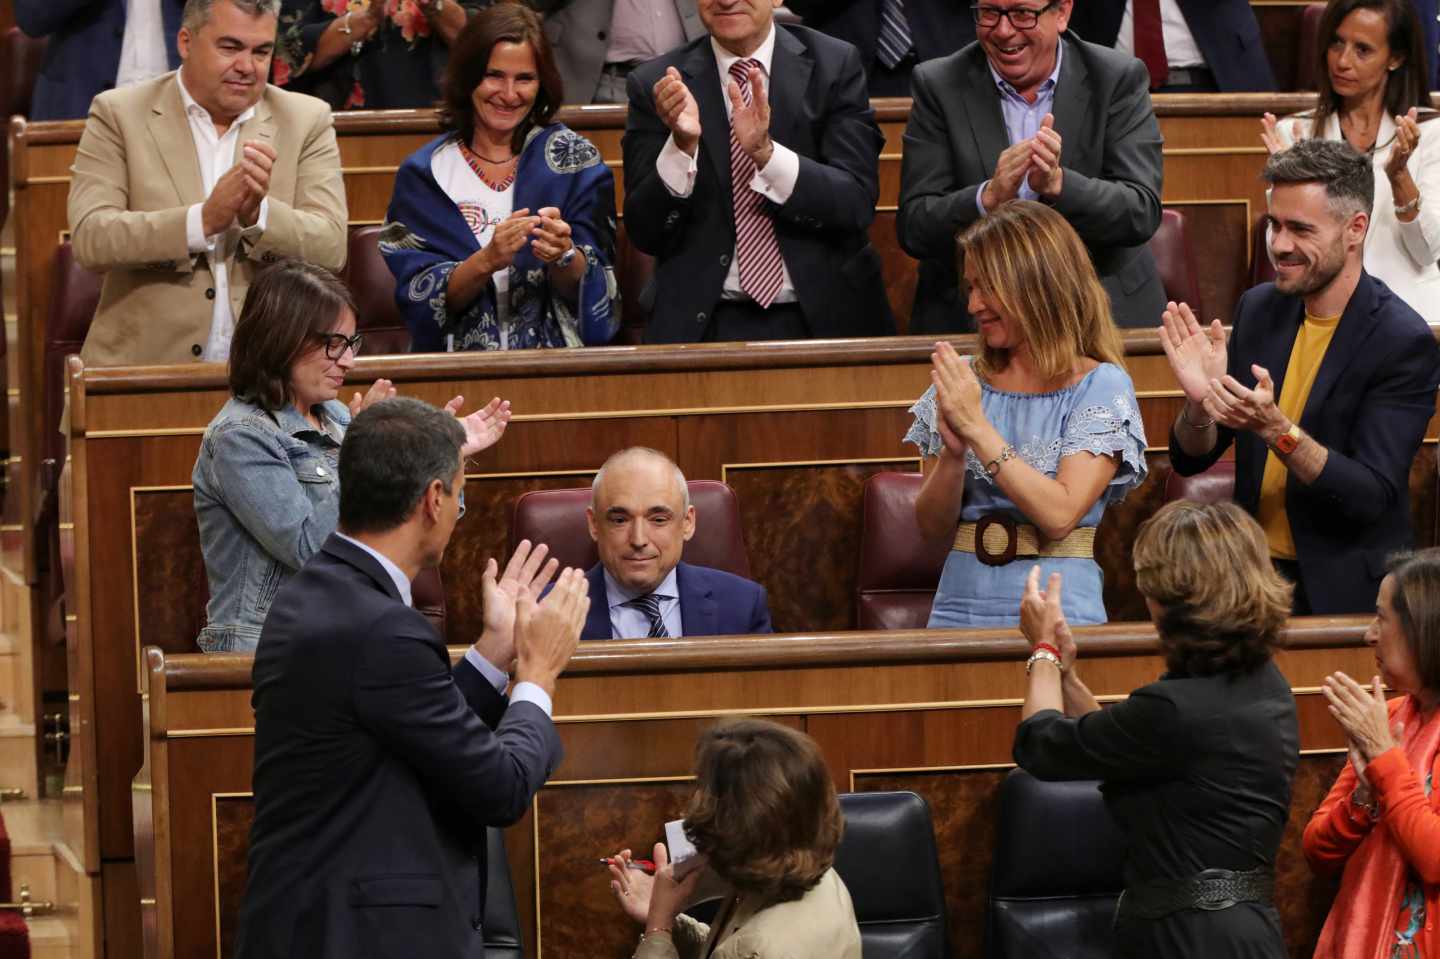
[896,33,1165,332]
[536,0,704,103]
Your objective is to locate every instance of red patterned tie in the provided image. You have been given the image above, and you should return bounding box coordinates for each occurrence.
[728,58,786,309]
[1132,0,1168,90]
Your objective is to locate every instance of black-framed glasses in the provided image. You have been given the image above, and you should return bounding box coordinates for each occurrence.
[322,332,364,360]
[971,2,1058,29]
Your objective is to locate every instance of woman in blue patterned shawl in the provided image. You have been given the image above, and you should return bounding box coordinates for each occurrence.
[380,2,619,351]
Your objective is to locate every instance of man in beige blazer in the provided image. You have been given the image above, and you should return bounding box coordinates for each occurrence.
[67,0,348,368]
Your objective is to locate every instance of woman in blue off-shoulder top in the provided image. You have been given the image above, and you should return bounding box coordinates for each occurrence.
[905,201,1148,627]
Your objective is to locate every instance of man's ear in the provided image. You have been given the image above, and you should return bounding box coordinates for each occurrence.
[422,479,446,524]
[585,506,600,544]
[177,25,192,61]
[681,504,697,543]
[1348,209,1371,248]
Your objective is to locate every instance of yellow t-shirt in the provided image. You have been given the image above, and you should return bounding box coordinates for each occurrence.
[1256,312,1341,559]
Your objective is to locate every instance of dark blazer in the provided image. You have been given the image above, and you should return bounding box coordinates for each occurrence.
[622,25,894,342]
[1419,0,1440,90]
[1169,273,1440,615]
[785,0,976,94]
[1067,0,1276,92]
[897,32,1165,333]
[15,0,184,121]
[235,535,563,959]
[581,561,773,639]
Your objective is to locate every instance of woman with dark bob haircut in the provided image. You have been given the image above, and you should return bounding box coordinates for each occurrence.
[1013,499,1299,957]
[191,259,509,652]
[606,718,862,958]
[1306,548,1440,958]
[380,1,619,352]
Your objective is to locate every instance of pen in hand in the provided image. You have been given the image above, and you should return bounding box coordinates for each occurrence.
[599,857,656,874]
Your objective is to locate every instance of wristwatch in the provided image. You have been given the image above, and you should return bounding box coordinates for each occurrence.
[554,246,578,269]
[1271,423,1301,455]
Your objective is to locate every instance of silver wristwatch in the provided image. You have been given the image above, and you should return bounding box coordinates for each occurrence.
[555,246,577,269]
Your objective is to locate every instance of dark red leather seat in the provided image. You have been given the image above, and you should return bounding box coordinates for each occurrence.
[855,472,950,631]
[1295,3,1328,90]
[1149,208,1202,316]
[508,480,752,577]
[613,221,654,345]
[342,225,411,355]
[1250,214,1277,288]
[1162,459,1237,505]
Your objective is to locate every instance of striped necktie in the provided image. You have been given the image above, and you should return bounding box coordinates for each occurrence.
[876,0,914,70]
[623,592,670,638]
[728,58,786,309]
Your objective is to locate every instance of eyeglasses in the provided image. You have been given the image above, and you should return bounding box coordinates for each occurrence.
[971,2,1057,29]
[321,332,364,360]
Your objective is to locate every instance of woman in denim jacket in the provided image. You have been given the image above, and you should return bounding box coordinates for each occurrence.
[192,260,511,652]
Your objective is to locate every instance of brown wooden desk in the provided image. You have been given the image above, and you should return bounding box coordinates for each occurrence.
[138,621,1372,959]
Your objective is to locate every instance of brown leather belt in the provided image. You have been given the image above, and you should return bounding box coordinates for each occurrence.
[953,516,1096,567]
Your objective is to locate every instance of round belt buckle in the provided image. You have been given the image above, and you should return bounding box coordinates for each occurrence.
[974,515,1018,567]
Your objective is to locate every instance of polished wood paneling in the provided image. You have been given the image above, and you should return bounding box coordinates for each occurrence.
[133,488,205,655]
[214,795,254,959]
[1279,752,1348,958]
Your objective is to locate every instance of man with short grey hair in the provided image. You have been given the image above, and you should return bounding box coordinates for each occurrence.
[1161,138,1440,614]
[67,0,348,367]
[581,447,772,639]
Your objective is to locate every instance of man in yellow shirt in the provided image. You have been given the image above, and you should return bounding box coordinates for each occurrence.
[1160,138,1440,614]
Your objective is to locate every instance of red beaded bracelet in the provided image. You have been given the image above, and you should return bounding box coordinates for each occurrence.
[1033,642,1060,660]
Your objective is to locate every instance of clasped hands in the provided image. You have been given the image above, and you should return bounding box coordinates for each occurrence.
[985,113,1063,210]
[1322,671,1400,806]
[476,206,578,275]
[1158,301,1291,443]
[202,140,277,237]
[653,64,773,168]
[1020,565,1077,671]
[929,341,988,456]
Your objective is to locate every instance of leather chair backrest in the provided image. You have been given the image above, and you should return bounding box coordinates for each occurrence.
[1251,214,1277,288]
[412,567,447,640]
[985,769,1125,959]
[343,225,411,355]
[834,791,948,959]
[1149,208,1202,316]
[482,826,523,959]
[856,472,949,631]
[614,221,654,345]
[45,243,104,467]
[509,480,752,578]
[1295,4,1328,90]
[1162,458,1236,506]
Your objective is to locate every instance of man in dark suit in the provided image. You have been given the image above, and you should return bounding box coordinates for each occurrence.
[1163,139,1440,615]
[622,0,894,343]
[1417,0,1440,90]
[1067,0,1276,93]
[235,398,589,959]
[897,0,1164,333]
[17,0,185,121]
[785,0,976,96]
[582,448,772,639]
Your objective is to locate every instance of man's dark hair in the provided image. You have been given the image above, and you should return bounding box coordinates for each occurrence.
[1262,138,1375,222]
[338,398,465,535]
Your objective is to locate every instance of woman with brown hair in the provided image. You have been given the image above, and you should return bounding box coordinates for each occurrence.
[1014,499,1298,957]
[605,718,862,959]
[905,199,1147,627]
[380,1,619,352]
[192,259,509,652]
[1260,0,1440,322]
[1306,547,1440,958]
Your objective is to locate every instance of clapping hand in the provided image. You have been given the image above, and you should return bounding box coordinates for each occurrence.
[930,341,986,442]
[1158,301,1227,406]
[444,394,512,457]
[1206,364,1285,438]
[1020,565,1073,667]
[473,540,559,672]
[654,66,702,155]
[478,209,542,275]
[348,378,396,416]
[984,140,1034,211]
[1386,107,1422,182]
[726,64,773,167]
[531,207,576,266]
[1026,114,1063,198]
[1323,672,1400,763]
[1260,112,1304,155]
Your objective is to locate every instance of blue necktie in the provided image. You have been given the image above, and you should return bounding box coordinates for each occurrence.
[876,0,914,70]
[623,593,670,638]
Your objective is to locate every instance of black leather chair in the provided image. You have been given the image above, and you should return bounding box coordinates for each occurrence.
[483,827,523,959]
[985,768,1126,959]
[834,791,948,959]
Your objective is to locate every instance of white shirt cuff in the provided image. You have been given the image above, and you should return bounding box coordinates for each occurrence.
[975,180,991,217]
[464,647,510,692]
[186,203,210,254]
[508,681,554,718]
[242,196,270,238]
[750,142,799,204]
[657,134,698,198]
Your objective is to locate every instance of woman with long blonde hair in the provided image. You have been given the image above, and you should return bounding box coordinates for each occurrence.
[906,200,1146,626]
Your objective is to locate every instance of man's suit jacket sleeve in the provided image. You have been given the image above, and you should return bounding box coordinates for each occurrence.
[1050,57,1163,249]
[622,70,695,258]
[896,63,985,261]
[15,0,98,37]
[749,583,774,635]
[243,102,349,273]
[353,608,561,826]
[69,93,195,272]
[776,42,881,234]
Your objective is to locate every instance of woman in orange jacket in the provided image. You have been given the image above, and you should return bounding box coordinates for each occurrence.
[1305,547,1440,958]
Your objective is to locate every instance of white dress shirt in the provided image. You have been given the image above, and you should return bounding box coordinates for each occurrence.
[334,533,553,717]
[177,71,269,362]
[431,139,514,348]
[655,24,800,302]
[606,0,687,65]
[116,0,172,88]
[604,566,683,639]
[1114,0,1206,70]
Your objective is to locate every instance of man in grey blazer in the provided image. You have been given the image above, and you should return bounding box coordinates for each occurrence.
[531,0,705,103]
[897,0,1164,333]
